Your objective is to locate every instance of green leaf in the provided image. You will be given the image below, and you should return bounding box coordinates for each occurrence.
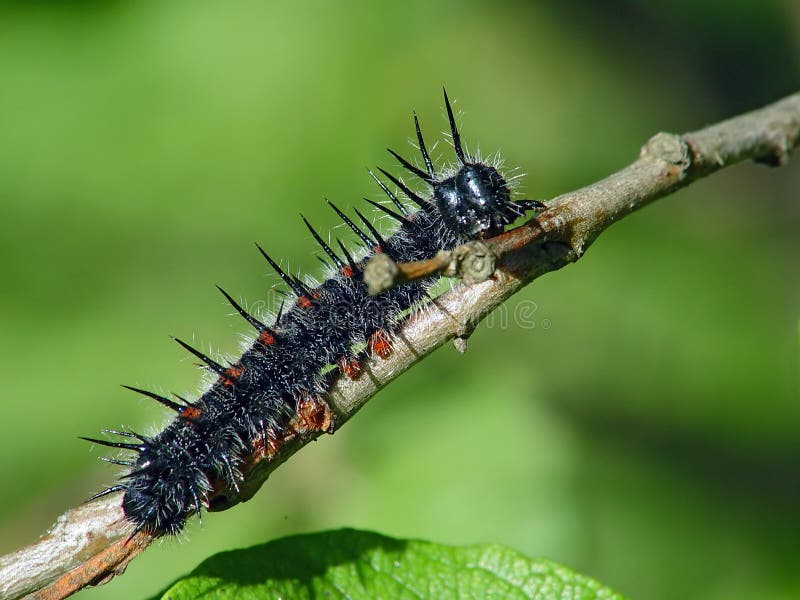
[158,528,625,599]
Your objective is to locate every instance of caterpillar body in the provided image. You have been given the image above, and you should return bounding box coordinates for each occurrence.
[83,90,545,537]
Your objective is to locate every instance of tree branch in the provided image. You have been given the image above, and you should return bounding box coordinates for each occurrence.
[2,91,797,600]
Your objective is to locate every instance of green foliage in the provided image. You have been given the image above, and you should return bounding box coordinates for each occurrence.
[157,529,624,600]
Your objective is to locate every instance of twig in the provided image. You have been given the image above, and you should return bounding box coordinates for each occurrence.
[365,92,800,290]
[1,91,797,600]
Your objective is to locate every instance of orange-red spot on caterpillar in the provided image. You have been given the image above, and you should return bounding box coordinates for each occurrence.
[373,246,383,254]
[341,266,354,278]
[297,396,333,433]
[249,428,288,461]
[369,330,393,359]
[298,295,313,309]
[250,435,266,457]
[259,330,276,345]
[222,366,243,386]
[337,356,362,379]
[180,406,203,420]
[265,433,283,459]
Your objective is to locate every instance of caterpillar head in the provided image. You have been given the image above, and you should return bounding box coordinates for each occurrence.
[383,89,545,240]
[433,162,514,237]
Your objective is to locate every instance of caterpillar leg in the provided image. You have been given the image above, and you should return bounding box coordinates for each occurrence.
[337,355,363,380]
[368,329,394,359]
[513,199,547,212]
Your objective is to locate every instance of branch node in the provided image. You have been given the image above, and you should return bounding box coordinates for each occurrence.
[364,253,399,295]
[453,318,479,354]
[754,137,795,167]
[447,241,496,284]
[641,132,691,181]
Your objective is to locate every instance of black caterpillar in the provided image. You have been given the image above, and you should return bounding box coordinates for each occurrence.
[83,90,545,537]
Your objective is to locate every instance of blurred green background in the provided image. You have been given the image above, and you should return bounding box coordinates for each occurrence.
[0,1,798,599]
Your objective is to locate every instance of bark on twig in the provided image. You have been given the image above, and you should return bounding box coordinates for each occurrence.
[2,91,798,600]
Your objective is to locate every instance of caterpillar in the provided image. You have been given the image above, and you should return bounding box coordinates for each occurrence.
[82,89,546,538]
